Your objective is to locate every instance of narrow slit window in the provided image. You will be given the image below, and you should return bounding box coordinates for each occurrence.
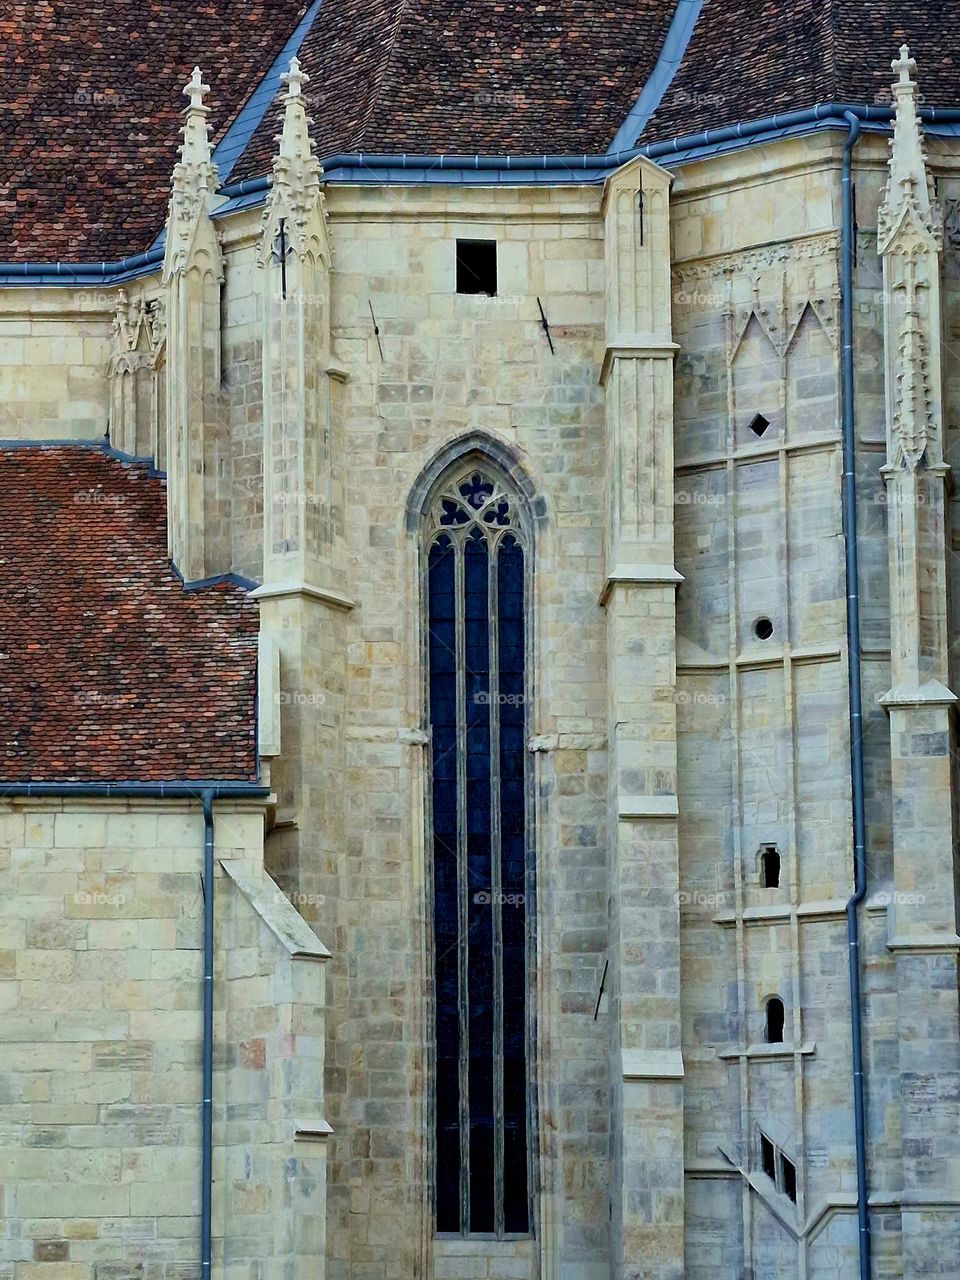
[748,412,771,438]
[426,462,531,1238]
[760,845,781,888]
[760,1133,777,1181]
[780,1154,798,1203]
[765,996,786,1044]
[456,239,498,296]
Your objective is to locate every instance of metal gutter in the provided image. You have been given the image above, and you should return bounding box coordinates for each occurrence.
[0,778,270,1280]
[200,790,216,1280]
[606,0,707,155]
[7,103,960,286]
[839,110,871,1280]
[0,781,268,799]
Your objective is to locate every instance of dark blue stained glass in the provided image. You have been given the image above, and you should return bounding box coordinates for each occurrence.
[440,498,470,526]
[498,534,529,1234]
[464,528,495,1233]
[429,535,461,1233]
[428,485,531,1240]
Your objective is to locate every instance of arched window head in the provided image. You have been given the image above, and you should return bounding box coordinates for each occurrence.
[765,996,786,1044]
[423,457,533,1239]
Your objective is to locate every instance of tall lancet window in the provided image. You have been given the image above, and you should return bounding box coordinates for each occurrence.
[425,462,532,1238]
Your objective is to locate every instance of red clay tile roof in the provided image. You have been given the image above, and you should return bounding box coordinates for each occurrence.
[641,0,960,145]
[0,0,307,263]
[4,0,960,262]
[0,447,259,783]
[234,0,676,178]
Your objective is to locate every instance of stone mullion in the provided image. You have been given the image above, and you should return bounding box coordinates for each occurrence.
[453,536,471,1233]
[488,535,505,1239]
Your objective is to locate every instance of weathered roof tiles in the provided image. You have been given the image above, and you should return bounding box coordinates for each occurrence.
[0,446,259,783]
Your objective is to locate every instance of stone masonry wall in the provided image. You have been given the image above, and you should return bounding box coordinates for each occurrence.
[0,290,113,441]
[0,798,328,1280]
[218,183,615,1280]
[669,130,960,1277]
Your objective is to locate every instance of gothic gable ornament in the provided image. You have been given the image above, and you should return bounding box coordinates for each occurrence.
[162,67,223,283]
[258,57,330,269]
[878,46,943,257]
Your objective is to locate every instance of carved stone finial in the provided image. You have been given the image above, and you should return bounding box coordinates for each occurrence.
[185,66,209,109]
[892,43,917,86]
[177,66,215,172]
[283,55,307,99]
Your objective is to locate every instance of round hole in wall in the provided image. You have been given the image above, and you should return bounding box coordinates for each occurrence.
[754,617,774,641]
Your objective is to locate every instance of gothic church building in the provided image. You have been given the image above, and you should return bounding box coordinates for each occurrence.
[2,2,960,1278]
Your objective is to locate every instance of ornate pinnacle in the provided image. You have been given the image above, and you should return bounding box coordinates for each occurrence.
[163,66,221,282]
[257,56,326,264]
[878,44,940,252]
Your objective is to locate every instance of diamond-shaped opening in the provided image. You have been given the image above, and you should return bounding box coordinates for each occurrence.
[748,413,771,438]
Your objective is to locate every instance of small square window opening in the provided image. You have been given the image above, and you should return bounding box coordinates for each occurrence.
[456,239,498,296]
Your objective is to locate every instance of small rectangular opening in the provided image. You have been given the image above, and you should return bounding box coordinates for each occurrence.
[780,1154,798,1203]
[760,1133,776,1181]
[760,845,781,888]
[456,239,497,296]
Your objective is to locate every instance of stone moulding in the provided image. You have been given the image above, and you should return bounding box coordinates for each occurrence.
[617,794,680,819]
[621,1048,684,1080]
[598,563,684,606]
[249,580,356,610]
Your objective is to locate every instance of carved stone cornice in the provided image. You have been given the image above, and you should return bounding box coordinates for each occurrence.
[671,232,839,284]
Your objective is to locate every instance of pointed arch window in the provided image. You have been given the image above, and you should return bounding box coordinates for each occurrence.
[425,462,532,1238]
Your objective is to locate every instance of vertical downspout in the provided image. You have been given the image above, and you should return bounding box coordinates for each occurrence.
[840,110,871,1280]
[201,789,216,1280]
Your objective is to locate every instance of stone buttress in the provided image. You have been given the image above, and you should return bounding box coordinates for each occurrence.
[877,46,960,1273]
[162,67,225,582]
[600,156,685,1280]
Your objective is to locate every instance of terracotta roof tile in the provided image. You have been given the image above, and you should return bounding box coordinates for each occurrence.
[235,0,676,177]
[0,447,259,783]
[4,1,960,262]
[0,0,307,263]
[641,0,960,144]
